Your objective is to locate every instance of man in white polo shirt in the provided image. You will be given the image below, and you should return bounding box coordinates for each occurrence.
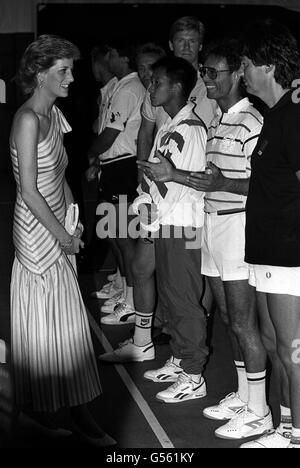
[86,42,145,325]
[187,38,271,440]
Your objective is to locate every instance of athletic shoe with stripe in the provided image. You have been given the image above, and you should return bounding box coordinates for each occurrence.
[144,356,183,383]
[215,406,273,440]
[101,291,125,314]
[98,338,155,362]
[100,302,136,325]
[106,271,118,282]
[203,392,246,421]
[240,429,291,448]
[156,372,207,404]
[91,281,122,299]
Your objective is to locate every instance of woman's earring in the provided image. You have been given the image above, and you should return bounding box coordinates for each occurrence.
[39,80,44,88]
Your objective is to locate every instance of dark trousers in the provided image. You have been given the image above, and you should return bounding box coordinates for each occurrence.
[154,227,208,374]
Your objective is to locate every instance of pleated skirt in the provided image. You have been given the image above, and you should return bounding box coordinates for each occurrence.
[10,254,102,412]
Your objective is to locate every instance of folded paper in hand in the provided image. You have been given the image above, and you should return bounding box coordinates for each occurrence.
[65,203,79,235]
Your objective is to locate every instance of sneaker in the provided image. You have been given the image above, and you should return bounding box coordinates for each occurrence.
[240,429,291,448]
[144,356,183,383]
[215,407,274,440]
[91,282,122,300]
[203,392,246,421]
[106,271,118,282]
[100,302,136,325]
[101,291,125,314]
[99,338,155,362]
[156,373,207,404]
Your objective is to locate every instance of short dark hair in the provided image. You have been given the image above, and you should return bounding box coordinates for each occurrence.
[109,40,137,70]
[91,44,111,63]
[203,38,242,73]
[169,16,205,44]
[135,42,166,63]
[241,18,300,88]
[16,34,80,94]
[152,56,197,100]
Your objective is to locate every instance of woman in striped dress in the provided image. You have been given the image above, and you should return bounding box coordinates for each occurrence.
[10,34,115,446]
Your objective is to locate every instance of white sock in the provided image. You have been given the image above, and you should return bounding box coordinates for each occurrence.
[247,370,268,417]
[278,405,292,434]
[188,373,202,384]
[125,286,134,308]
[133,312,153,346]
[122,277,127,297]
[114,268,123,289]
[292,427,300,445]
[234,361,248,402]
[172,357,181,367]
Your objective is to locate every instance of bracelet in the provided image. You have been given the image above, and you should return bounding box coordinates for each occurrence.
[60,236,73,249]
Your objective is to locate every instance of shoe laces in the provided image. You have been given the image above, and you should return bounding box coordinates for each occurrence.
[113,302,133,317]
[226,406,250,429]
[219,392,238,407]
[111,291,123,301]
[169,373,191,390]
[163,358,179,371]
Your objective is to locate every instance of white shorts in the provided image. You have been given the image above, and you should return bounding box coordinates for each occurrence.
[249,264,300,296]
[201,211,249,281]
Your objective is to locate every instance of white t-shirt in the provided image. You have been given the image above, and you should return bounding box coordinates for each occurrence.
[97,76,118,135]
[100,72,145,163]
[139,102,207,228]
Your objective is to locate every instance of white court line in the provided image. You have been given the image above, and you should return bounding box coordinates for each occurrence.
[87,310,174,449]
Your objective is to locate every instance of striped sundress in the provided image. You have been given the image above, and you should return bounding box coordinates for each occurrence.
[10,105,101,412]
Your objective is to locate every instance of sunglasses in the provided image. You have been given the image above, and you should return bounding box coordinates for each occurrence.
[199,66,231,80]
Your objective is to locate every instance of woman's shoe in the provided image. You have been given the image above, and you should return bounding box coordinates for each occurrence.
[73,427,117,447]
[18,411,72,438]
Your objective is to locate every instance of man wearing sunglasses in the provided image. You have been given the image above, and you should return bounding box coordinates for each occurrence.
[193,39,271,441]
[139,38,270,441]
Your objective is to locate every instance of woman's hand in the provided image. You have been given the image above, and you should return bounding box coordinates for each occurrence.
[60,236,84,255]
[73,222,84,239]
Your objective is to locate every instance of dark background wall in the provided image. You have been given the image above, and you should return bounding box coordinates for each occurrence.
[0,33,34,172]
[1,3,300,174]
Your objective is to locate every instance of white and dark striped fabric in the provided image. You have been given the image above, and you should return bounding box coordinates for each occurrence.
[205,98,263,213]
[11,105,70,275]
[10,105,101,412]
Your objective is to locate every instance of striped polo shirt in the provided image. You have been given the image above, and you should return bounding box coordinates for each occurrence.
[205,98,263,213]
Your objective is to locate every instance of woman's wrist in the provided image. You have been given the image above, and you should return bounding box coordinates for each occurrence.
[59,234,73,250]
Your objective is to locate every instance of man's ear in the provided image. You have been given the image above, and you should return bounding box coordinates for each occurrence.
[173,81,183,96]
[234,64,244,80]
[198,44,203,52]
[169,40,174,53]
[120,55,129,67]
[264,64,275,74]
